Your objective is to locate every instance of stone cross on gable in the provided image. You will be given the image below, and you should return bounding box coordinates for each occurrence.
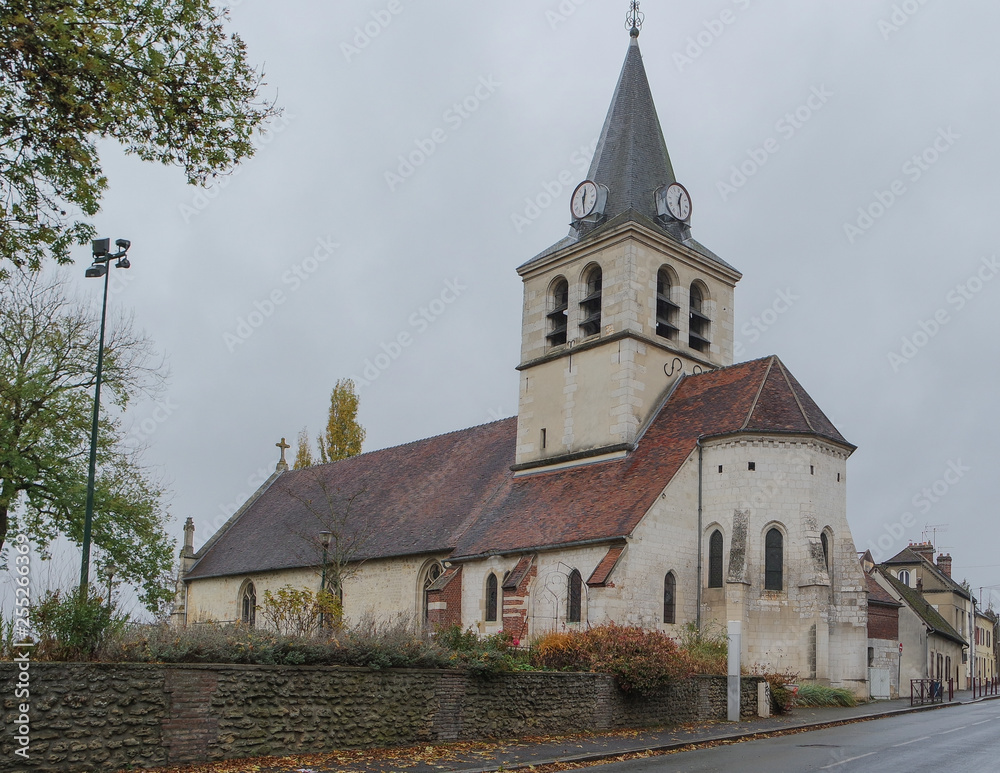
[275,437,291,471]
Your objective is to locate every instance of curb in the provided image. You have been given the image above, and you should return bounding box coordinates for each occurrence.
[452,695,1000,773]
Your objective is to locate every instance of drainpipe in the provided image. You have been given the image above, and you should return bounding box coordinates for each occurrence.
[696,437,704,633]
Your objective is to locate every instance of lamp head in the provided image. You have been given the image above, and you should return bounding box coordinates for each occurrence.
[92,238,111,258]
[85,264,108,279]
[115,257,131,270]
[115,239,131,251]
[319,530,333,549]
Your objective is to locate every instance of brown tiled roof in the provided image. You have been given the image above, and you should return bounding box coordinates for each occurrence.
[186,356,852,580]
[587,545,626,587]
[866,574,902,607]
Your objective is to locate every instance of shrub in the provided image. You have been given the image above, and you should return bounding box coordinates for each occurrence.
[29,588,128,661]
[258,585,342,637]
[744,666,800,714]
[530,624,692,695]
[677,622,728,675]
[795,683,858,707]
[434,625,528,676]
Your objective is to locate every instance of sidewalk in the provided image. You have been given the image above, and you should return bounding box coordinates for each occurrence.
[143,690,999,773]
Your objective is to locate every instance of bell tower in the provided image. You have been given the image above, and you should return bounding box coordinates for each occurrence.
[514,8,742,472]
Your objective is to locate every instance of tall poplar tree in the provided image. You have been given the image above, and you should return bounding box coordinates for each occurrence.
[318,379,365,464]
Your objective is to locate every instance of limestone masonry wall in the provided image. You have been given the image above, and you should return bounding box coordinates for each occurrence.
[0,664,761,772]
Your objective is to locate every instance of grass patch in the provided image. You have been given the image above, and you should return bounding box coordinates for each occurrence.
[795,683,859,707]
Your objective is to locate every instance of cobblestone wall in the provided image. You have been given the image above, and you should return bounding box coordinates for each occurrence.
[0,664,761,772]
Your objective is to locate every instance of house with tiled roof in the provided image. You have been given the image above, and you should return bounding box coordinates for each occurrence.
[173,19,869,694]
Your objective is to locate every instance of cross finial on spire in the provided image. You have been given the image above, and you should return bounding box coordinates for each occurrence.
[275,437,290,471]
[626,1,644,38]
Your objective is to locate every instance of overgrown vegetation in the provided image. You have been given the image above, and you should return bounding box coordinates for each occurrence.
[258,586,342,637]
[677,622,728,675]
[745,666,800,714]
[795,683,858,707]
[529,623,693,695]
[28,588,129,661]
[435,625,530,676]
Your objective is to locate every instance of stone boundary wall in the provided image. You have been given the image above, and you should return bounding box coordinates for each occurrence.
[0,664,762,772]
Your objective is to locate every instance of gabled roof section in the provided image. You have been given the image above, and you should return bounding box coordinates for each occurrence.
[883,547,971,599]
[878,568,967,647]
[866,574,902,608]
[186,357,852,578]
[587,544,626,587]
[884,547,925,566]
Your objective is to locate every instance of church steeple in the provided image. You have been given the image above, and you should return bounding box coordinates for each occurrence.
[585,24,677,233]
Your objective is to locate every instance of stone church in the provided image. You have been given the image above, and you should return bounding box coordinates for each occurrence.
[174,19,869,693]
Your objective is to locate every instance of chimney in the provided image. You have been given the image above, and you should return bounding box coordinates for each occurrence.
[916,577,923,592]
[910,542,935,563]
[937,553,953,578]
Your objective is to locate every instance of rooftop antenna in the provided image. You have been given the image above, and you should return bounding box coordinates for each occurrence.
[922,523,949,547]
[626,0,644,38]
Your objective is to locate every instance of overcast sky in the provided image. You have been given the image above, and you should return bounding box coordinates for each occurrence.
[34,1,1000,610]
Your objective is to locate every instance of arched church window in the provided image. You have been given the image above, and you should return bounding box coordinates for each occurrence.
[820,532,830,570]
[689,283,711,353]
[485,573,499,623]
[240,581,257,627]
[421,562,443,624]
[898,569,910,586]
[656,268,679,340]
[579,266,602,338]
[765,528,784,591]
[568,569,583,623]
[546,278,569,347]
[708,530,724,588]
[663,572,676,624]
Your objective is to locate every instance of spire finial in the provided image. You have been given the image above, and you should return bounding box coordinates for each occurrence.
[275,437,290,471]
[626,1,644,38]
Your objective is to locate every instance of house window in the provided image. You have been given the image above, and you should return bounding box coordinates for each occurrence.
[663,572,676,624]
[568,569,583,623]
[546,278,569,347]
[656,268,679,340]
[689,284,711,352]
[708,530,724,588]
[820,532,830,570]
[898,569,910,586]
[240,581,257,627]
[421,562,443,624]
[765,528,784,591]
[579,266,602,338]
[485,573,498,623]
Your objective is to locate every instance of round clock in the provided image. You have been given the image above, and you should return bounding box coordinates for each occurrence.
[660,183,692,222]
[571,180,599,220]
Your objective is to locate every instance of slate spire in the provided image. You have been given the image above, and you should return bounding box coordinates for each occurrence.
[586,32,677,227]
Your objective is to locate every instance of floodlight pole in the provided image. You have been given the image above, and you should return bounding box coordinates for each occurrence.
[79,239,131,598]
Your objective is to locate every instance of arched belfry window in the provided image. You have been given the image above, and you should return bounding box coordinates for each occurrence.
[656,268,679,340]
[546,278,569,347]
[820,532,831,570]
[663,572,676,624]
[708,530,724,588]
[579,266,602,338]
[765,528,784,591]
[568,569,583,623]
[240,581,257,627]
[689,283,711,353]
[421,561,443,624]
[485,573,499,623]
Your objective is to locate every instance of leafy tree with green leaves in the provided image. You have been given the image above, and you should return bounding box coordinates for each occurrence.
[0,271,173,611]
[318,378,365,464]
[0,0,279,274]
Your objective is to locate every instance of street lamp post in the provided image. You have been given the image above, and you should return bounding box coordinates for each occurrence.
[104,563,116,609]
[79,238,132,598]
[319,530,333,628]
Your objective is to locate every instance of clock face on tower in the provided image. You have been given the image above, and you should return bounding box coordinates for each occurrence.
[571,180,600,220]
[657,182,692,222]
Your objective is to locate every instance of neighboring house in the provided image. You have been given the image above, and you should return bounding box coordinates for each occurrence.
[974,610,996,683]
[172,25,870,695]
[864,565,902,699]
[870,564,967,694]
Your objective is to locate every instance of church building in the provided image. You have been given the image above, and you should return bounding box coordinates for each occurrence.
[174,13,869,694]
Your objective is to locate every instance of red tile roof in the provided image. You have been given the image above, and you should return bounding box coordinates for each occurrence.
[866,574,902,607]
[185,356,853,580]
[587,545,626,587]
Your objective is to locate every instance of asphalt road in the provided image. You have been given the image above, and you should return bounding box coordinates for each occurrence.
[593,700,1000,772]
